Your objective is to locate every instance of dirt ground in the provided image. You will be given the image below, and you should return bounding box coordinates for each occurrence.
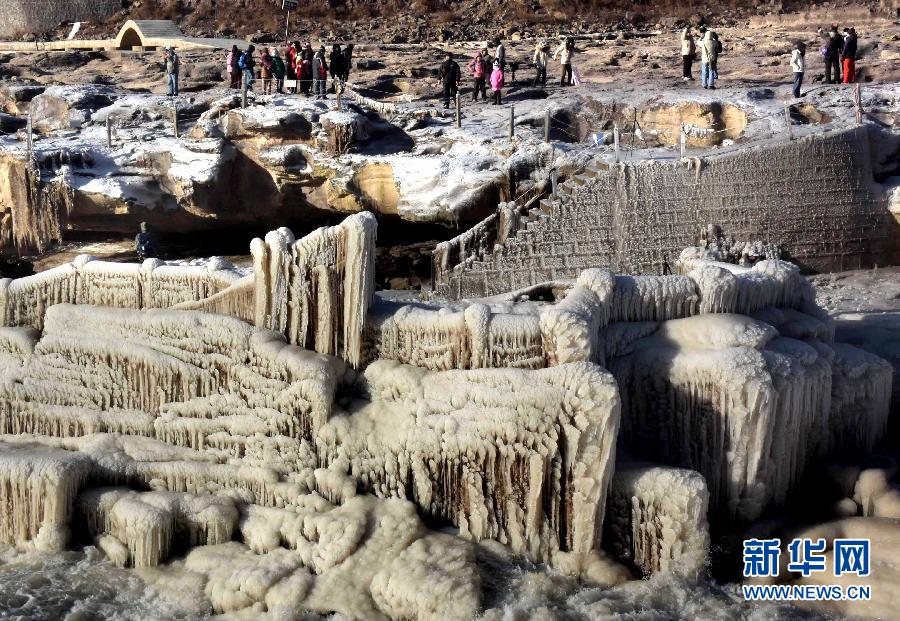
[4,8,900,107]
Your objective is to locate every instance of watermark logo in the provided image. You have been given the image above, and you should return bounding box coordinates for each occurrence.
[742,538,871,602]
[742,538,781,578]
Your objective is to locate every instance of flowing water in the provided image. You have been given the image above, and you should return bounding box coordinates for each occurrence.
[0,546,843,621]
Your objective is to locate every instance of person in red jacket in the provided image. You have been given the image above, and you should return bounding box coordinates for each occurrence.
[300,42,314,96]
[467,51,488,102]
[285,41,298,92]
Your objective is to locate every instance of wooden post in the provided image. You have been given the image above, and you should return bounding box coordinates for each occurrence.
[242,79,248,108]
[544,108,550,142]
[106,115,112,148]
[285,11,290,45]
[509,105,515,139]
[613,123,620,162]
[26,113,32,158]
[173,102,179,139]
[455,93,461,128]
[336,90,342,111]
[550,168,558,196]
[784,101,793,141]
[679,122,686,158]
[854,83,863,126]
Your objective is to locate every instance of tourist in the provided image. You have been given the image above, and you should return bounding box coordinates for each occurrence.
[298,41,314,96]
[227,45,241,89]
[260,47,274,95]
[841,27,857,83]
[553,36,575,86]
[239,45,255,91]
[285,41,298,91]
[342,43,354,83]
[135,222,160,261]
[468,50,488,102]
[532,41,549,87]
[699,28,717,89]
[439,52,461,109]
[495,38,506,71]
[711,32,722,80]
[330,43,346,90]
[164,47,179,96]
[790,41,806,98]
[680,25,695,81]
[490,60,504,105]
[825,24,842,84]
[313,46,329,100]
[272,48,286,94]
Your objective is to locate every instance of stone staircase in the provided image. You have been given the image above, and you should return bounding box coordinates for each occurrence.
[435,164,620,299]
[432,126,894,301]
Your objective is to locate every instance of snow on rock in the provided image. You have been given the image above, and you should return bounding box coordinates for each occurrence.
[604,462,710,578]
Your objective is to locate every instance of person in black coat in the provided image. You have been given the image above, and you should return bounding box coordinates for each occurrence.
[342,43,354,83]
[825,24,843,84]
[330,44,346,89]
[439,52,461,109]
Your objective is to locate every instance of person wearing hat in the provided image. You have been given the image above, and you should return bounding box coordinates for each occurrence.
[164,47,179,96]
[439,52,461,109]
[489,59,504,105]
[825,23,843,84]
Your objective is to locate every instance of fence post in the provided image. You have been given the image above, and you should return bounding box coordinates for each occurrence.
[509,105,515,139]
[784,101,793,141]
[172,102,179,139]
[854,83,863,126]
[550,168,558,196]
[613,123,620,162]
[242,79,248,108]
[455,93,461,129]
[26,113,33,159]
[544,108,550,142]
[106,115,112,149]
[679,122,686,159]
[336,89,342,111]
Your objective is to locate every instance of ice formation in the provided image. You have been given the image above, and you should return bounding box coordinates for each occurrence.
[251,212,377,367]
[604,462,710,578]
[0,212,893,619]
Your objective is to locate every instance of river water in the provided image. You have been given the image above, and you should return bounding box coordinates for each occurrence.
[0,546,842,621]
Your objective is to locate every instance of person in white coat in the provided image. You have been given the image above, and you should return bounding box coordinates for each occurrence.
[553,37,575,86]
[790,41,806,98]
[699,29,717,89]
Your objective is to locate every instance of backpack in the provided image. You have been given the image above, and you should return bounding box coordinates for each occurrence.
[238,52,249,70]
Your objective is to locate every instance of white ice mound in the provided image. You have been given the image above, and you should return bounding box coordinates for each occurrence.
[604,462,710,578]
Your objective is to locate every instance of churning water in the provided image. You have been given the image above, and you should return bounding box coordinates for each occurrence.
[0,546,842,621]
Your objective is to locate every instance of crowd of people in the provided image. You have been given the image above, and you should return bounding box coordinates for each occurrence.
[438,36,578,108]
[160,24,862,106]
[220,41,354,98]
[679,22,860,98]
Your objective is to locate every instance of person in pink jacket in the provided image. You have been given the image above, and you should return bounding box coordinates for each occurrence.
[489,61,504,105]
